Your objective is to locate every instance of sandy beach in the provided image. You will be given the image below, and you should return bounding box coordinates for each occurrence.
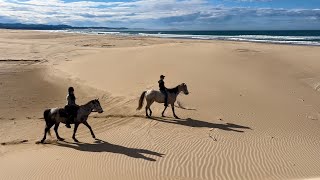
[0,29,320,180]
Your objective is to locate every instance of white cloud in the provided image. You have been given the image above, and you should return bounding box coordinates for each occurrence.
[0,0,319,29]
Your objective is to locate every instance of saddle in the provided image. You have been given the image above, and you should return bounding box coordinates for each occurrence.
[62,105,79,120]
[59,109,68,118]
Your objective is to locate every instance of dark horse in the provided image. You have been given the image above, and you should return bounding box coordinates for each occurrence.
[40,99,104,143]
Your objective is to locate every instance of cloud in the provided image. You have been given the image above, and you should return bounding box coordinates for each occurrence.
[0,0,319,29]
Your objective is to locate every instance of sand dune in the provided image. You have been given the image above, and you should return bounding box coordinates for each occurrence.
[0,30,320,180]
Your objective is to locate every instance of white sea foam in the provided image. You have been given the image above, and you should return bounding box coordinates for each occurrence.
[44,30,320,46]
[137,33,320,46]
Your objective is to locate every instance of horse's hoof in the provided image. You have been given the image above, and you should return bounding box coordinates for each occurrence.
[73,138,79,142]
[39,140,45,144]
[58,138,65,141]
[162,114,166,117]
[174,116,180,119]
[92,136,96,139]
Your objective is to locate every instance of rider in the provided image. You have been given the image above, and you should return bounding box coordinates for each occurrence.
[158,75,168,107]
[64,87,79,128]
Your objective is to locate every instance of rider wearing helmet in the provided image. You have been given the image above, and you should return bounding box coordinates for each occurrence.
[64,87,79,128]
[158,75,168,107]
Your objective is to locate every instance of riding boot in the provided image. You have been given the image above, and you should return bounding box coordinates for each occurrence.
[65,116,72,128]
[65,123,71,128]
[66,123,71,128]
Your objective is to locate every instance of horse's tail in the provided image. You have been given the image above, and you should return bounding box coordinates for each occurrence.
[43,109,52,136]
[137,91,146,110]
[44,109,50,121]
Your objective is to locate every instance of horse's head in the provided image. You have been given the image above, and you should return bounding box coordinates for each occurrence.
[180,83,189,95]
[91,99,104,113]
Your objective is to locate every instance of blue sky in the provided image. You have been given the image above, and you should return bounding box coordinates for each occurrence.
[0,0,319,30]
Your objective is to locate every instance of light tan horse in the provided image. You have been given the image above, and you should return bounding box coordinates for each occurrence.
[137,83,189,119]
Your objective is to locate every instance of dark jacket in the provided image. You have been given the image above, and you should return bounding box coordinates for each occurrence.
[158,80,166,91]
[66,94,76,106]
[65,93,79,118]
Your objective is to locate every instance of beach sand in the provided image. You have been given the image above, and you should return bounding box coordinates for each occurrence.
[0,29,320,180]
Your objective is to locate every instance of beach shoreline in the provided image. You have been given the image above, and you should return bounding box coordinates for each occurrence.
[39,29,320,46]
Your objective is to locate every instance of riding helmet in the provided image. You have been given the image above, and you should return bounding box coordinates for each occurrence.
[68,87,74,92]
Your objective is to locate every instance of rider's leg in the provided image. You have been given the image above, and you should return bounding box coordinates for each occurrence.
[65,116,72,128]
[69,106,78,123]
[64,105,72,128]
[164,91,168,107]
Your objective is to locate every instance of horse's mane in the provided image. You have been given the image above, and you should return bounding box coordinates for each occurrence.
[83,99,96,106]
[167,85,179,94]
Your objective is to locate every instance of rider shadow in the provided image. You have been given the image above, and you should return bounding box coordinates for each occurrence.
[55,139,164,161]
[150,117,252,133]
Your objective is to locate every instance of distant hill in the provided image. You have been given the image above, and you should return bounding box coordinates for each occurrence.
[0,23,128,30]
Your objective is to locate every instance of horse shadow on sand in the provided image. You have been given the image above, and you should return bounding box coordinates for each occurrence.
[53,115,249,161]
[149,117,252,133]
[96,114,252,133]
[55,139,164,161]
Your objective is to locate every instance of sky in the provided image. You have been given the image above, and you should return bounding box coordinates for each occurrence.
[0,0,319,30]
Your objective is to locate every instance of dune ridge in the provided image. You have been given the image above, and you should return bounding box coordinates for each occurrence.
[0,30,319,180]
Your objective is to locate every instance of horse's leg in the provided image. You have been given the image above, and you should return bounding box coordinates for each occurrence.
[145,105,149,117]
[171,103,180,119]
[148,100,154,116]
[145,99,151,118]
[145,100,154,118]
[162,93,169,117]
[40,123,54,143]
[72,122,80,142]
[83,121,96,139]
[54,123,64,141]
[162,106,168,117]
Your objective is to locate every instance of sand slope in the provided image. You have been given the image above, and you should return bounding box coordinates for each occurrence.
[0,30,320,180]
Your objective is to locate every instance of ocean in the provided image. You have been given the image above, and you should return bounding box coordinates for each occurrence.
[52,29,320,46]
